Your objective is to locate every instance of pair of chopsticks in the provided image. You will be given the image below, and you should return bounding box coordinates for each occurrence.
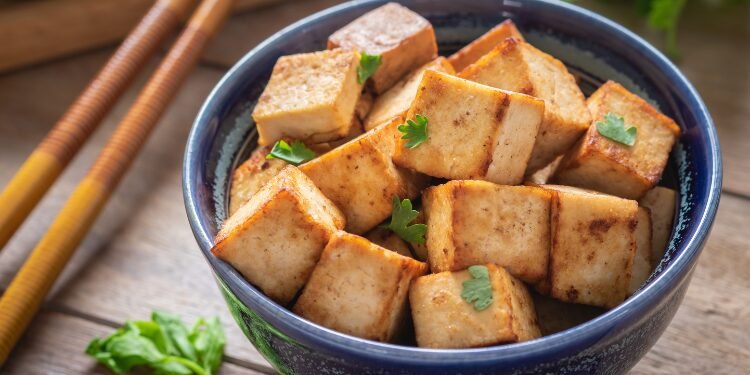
[0,0,234,363]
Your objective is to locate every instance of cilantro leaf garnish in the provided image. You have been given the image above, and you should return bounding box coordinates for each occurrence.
[461,265,493,311]
[85,311,225,375]
[357,52,382,84]
[266,140,316,165]
[596,112,637,146]
[397,114,428,149]
[382,196,427,244]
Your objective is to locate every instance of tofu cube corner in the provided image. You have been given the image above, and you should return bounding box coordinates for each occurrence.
[639,186,676,268]
[212,165,345,305]
[459,38,591,174]
[409,264,541,348]
[423,180,552,284]
[554,81,681,199]
[393,70,544,185]
[449,19,525,72]
[328,2,438,94]
[300,118,427,234]
[228,144,287,216]
[293,231,428,342]
[252,49,362,145]
[544,185,638,308]
[629,207,653,295]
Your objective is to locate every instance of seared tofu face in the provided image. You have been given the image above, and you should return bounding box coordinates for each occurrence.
[364,227,413,258]
[629,207,653,295]
[365,57,455,131]
[393,70,543,184]
[544,185,638,308]
[555,81,681,199]
[639,186,676,267]
[460,39,591,174]
[229,144,287,216]
[423,181,552,284]
[409,264,541,348]
[449,19,524,72]
[293,231,428,342]
[300,119,426,234]
[252,49,361,145]
[328,2,438,94]
[212,166,345,305]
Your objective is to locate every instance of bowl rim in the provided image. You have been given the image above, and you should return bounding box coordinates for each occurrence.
[183,0,722,366]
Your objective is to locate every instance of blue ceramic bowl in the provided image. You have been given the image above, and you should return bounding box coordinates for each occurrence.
[183,0,722,373]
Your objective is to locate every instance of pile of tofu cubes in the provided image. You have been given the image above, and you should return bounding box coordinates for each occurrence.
[212,3,681,349]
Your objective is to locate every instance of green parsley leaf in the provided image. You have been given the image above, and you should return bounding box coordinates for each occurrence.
[461,265,493,311]
[382,196,427,244]
[266,140,316,165]
[357,52,382,84]
[596,112,637,146]
[86,311,224,375]
[397,114,428,149]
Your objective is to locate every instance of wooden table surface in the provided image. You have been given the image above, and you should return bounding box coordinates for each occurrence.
[0,1,748,374]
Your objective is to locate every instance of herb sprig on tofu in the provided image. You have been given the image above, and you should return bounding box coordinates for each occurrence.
[596,112,637,146]
[397,114,429,149]
[266,140,317,165]
[461,265,493,311]
[382,196,427,244]
[357,52,382,84]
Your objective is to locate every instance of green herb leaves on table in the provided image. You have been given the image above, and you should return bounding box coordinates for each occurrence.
[461,265,493,311]
[383,196,427,244]
[86,311,225,375]
[596,112,637,146]
[357,52,382,84]
[397,114,429,149]
[266,139,316,165]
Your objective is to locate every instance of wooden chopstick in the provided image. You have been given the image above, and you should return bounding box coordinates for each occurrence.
[0,0,195,253]
[0,0,234,364]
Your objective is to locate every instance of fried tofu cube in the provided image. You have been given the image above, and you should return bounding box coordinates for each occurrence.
[629,207,653,295]
[459,38,591,173]
[328,2,438,94]
[300,119,426,234]
[524,156,562,186]
[410,264,541,348]
[293,231,428,342]
[544,185,638,308]
[554,81,681,199]
[228,144,287,216]
[639,186,677,267]
[393,70,544,184]
[364,227,413,258]
[212,166,345,304]
[409,209,428,261]
[423,181,552,284]
[252,49,362,145]
[355,91,374,122]
[364,57,455,131]
[448,19,524,72]
[532,293,604,335]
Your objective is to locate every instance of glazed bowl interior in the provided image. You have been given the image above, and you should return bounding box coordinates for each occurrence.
[184,0,721,369]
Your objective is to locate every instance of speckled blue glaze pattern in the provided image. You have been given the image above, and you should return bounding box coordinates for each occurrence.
[183,1,722,374]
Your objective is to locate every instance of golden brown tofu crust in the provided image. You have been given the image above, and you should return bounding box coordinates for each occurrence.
[393,70,541,182]
[544,185,638,308]
[364,227,413,258]
[228,144,287,216]
[423,180,552,283]
[213,166,345,304]
[328,2,438,93]
[449,19,525,72]
[252,49,361,145]
[409,264,540,348]
[639,186,676,267]
[293,231,428,342]
[364,57,455,131]
[300,119,426,234]
[459,38,591,174]
[629,207,652,295]
[555,81,681,199]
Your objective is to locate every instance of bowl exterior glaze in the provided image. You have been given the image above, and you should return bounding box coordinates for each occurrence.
[183,1,722,374]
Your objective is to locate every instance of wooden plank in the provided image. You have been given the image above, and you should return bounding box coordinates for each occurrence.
[0,51,272,372]
[2,311,262,374]
[0,0,289,73]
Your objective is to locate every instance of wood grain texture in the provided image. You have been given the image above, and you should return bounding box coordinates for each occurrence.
[0,0,747,373]
[1,312,262,374]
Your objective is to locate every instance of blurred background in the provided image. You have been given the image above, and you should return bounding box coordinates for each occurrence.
[0,1,747,374]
